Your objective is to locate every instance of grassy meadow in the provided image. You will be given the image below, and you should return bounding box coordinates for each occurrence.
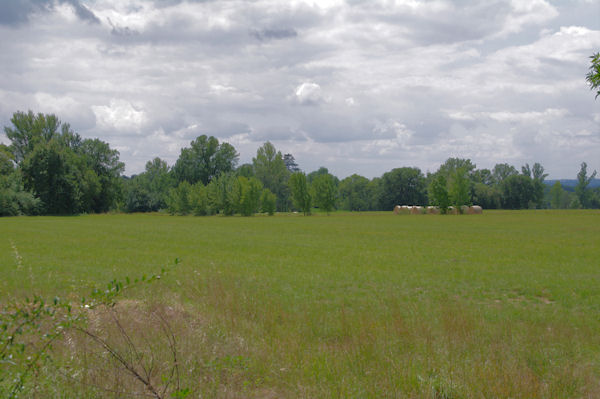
[1,210,599,398]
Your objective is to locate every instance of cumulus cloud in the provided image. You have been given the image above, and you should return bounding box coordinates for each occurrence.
[294,82,325,105]
[0,0,598,178]
[92,99,147,134]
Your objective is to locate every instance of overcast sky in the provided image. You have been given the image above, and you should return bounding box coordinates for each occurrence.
[0,0,598,178]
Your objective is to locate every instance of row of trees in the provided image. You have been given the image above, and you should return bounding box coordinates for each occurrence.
[2,111,599,216]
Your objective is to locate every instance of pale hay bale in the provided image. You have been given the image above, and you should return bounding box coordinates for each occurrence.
[410,206,422,215]
[427,206,440,215]
[460,205,469,214]
[468,205,483,214]
[393,205,401,214]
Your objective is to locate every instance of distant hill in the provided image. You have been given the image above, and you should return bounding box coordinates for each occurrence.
[545,179,600,189]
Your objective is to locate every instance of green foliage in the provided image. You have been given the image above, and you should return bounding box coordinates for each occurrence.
[207,173,237,215]
[367,177,382,210]
[471,168,493,185]
[167,181,193,215]
[339,174,371,211]
[379,167,427,210]
[472,182,501,209]
[549,181,572,209]
[586,52,600,99]
[3,110,61,163]
[189,183,212,216]
[236,176,263,216]
[0,258,182,398]
[236,163,255,178]
[173,135,238,185]
[575,162,597,209]
[521,162,547,208]
[500,174,536,209]
[428,174,450,213]
[0,170,41,216]
[289,172,311,215]
[492,163,519,185]
[283,153,300,173]
[125,158,175,212]
[311,173,337,214]
[307,166,338,185]
[253,142,290,211]
[167,181,213,216]
[3,111,124,215]
[437,157,476,178]
[0,144,14,175]
[448,167,471,211]
[260,188,277,215]
[21,139,83,214]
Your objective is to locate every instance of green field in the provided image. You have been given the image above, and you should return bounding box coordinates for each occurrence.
[1,211,599,398]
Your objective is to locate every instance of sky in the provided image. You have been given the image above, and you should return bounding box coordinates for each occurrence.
[0,0,598,179]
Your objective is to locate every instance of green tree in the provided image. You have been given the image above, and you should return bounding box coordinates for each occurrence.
[166,181,193,215]
[173,135,238,185]
[189,182,212,216]
[236,176,263,216]
[4,110,61,163]
[472,183,501,209]
[492,163,518,185]
[260,188,277,215]
[500,174,535,209]
[448,167,471,212]
[0,169,41,216]
[472,168,493,185]
[339,174,370,211]
[4,111,124,214]
[307,167,338,185]
[125,158,174,212]
[0,144,13,175]
[437,158,476,178]
[311,173,337,214]
[367,177,382,210]
[586,52,600,99]
[207,172,237,215]
[379,167,427,210]
[428,174,450,213]
[78,138,125,212]
[289,172,311,215]
[236,163,255,178]
[283,153,300,173]
[550,181,566,209]
[252,142,290,211]
[575,162,597,208]
[521,162,547,208]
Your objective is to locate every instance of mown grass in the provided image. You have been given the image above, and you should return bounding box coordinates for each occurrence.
[1,210,599,397]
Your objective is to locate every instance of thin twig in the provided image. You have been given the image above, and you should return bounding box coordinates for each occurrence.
[74,326,162,399]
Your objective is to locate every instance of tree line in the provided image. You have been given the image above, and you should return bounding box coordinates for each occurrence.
[1,110,599,216]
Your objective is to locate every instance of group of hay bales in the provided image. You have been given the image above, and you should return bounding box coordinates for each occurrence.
[393,205,482,215]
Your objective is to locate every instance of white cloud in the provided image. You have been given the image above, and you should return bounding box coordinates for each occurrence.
[92,99,146,133]
[294,82,325,105]
[0,0,598,178]
[498,0,559,37]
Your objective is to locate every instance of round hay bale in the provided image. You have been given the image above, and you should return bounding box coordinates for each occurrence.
[469,205,483,214]
[394,205,401,214]
[427,206,440,214]
[410,206,422,215]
